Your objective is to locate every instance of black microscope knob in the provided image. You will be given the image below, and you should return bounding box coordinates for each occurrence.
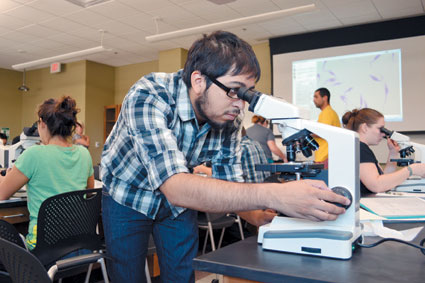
[329,186,352,209]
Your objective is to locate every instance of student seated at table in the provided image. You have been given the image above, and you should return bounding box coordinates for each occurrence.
[342,108,425,196]
[0,96,94,249]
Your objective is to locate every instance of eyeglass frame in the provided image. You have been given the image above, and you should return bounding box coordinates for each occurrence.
[204,74,241,99]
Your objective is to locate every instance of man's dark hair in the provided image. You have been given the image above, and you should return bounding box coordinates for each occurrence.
[0,133,7,140]
[315,87,331,103]
[182,31,261,89]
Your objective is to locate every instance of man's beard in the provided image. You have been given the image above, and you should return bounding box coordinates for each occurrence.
[195,89,240,132]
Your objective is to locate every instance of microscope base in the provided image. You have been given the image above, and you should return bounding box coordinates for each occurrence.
[258,216,361,259]
[394,178,425,193]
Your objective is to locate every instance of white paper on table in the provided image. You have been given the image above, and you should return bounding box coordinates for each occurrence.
[361,220,423,241]
[360,208,386,221]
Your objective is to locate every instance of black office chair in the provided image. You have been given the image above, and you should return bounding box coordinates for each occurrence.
[0,219,26,282]
[0,219,26,249]
[198,212,245,254]
[30,188,109,283]
[0,237,51,283]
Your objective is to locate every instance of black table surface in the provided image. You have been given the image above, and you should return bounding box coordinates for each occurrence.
[193,222,425,283]
[0,198,27,209]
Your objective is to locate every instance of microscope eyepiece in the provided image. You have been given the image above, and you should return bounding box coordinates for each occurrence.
[237,87,262,112]
[380,127,393,138]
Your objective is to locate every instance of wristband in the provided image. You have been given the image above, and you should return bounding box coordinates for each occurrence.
[407,166,413,177]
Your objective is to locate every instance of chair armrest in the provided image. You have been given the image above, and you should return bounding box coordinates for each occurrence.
[55,253,105,270]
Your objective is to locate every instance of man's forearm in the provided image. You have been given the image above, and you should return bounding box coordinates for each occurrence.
[160,173,350,222]
[160,173,270,213]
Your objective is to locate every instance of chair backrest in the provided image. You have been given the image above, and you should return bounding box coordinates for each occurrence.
[0,220,25,249]
[0,237,51,283]
[93,165,100,181]
[31,189,103,267]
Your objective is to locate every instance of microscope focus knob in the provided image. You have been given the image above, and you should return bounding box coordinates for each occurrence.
[330,186,352,209]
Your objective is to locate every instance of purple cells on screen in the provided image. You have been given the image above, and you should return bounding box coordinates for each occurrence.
[370,55,380,64]
[370,74,381,82]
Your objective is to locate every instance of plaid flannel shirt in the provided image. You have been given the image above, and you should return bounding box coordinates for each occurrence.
[101,70,244,218]
[240,136,271,183]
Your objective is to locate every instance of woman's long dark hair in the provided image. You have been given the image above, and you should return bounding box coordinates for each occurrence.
[37,96,79,138]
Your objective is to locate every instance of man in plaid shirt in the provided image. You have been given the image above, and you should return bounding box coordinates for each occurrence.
[101,31,350,282]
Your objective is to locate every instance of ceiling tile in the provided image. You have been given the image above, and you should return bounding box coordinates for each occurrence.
[119,0,174,12]
[0,0,22,13]
[28,38,65,49]
[88,0,141,18]
[63,9,112,26]
[372,0,424,18]
[118,30,151,44]
[0,37,21,51]
[47,33,98,47]
[27,0,83,16]
[117,12,157,31]
[91,20,141,37]
[1,30,40,44]
[10,0,35,4]
[259,17,306,37]
[179,0,242,21]
[272,0,320,10]
[325,0,379,18]
[340,11,383,25]
[0,13,31,29]
[39,17,87,33]
[293,7,342,28]
[17,24,61,38]
[171,16,210,29]
[226,0,279,16]
[4,4,55,23]
[146,3,196,22]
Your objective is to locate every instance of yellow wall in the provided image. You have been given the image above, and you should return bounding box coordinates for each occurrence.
[0,68,22,141]
[114,60,158,104]
[158,48,188,73]
[252,42,271,94]
[243,42,271,128]
[21,62,86,128]
[86,61,115,164]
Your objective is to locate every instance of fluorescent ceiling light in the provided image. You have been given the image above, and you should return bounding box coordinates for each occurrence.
[145,4,316,43]
[11,46,109,70]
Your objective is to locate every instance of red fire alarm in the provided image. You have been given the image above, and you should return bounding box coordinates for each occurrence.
[50,62,62,73]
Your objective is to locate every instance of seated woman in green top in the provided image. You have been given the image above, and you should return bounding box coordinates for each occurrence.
[0,96,94,249]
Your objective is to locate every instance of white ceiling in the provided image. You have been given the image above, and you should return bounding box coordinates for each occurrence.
[1,0,424,71]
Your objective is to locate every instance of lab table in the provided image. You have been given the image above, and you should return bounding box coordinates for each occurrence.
[193,222,425,283]
[0,198,29,224]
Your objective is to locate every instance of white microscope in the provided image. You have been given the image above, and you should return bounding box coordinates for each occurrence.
[380,128,425,192]
[237,88,362,259]
[0,124,40,170]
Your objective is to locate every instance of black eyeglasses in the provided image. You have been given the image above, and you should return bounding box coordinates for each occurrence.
[204,74,240,99]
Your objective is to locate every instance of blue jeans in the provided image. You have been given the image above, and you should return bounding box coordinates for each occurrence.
[102,189,198,283]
